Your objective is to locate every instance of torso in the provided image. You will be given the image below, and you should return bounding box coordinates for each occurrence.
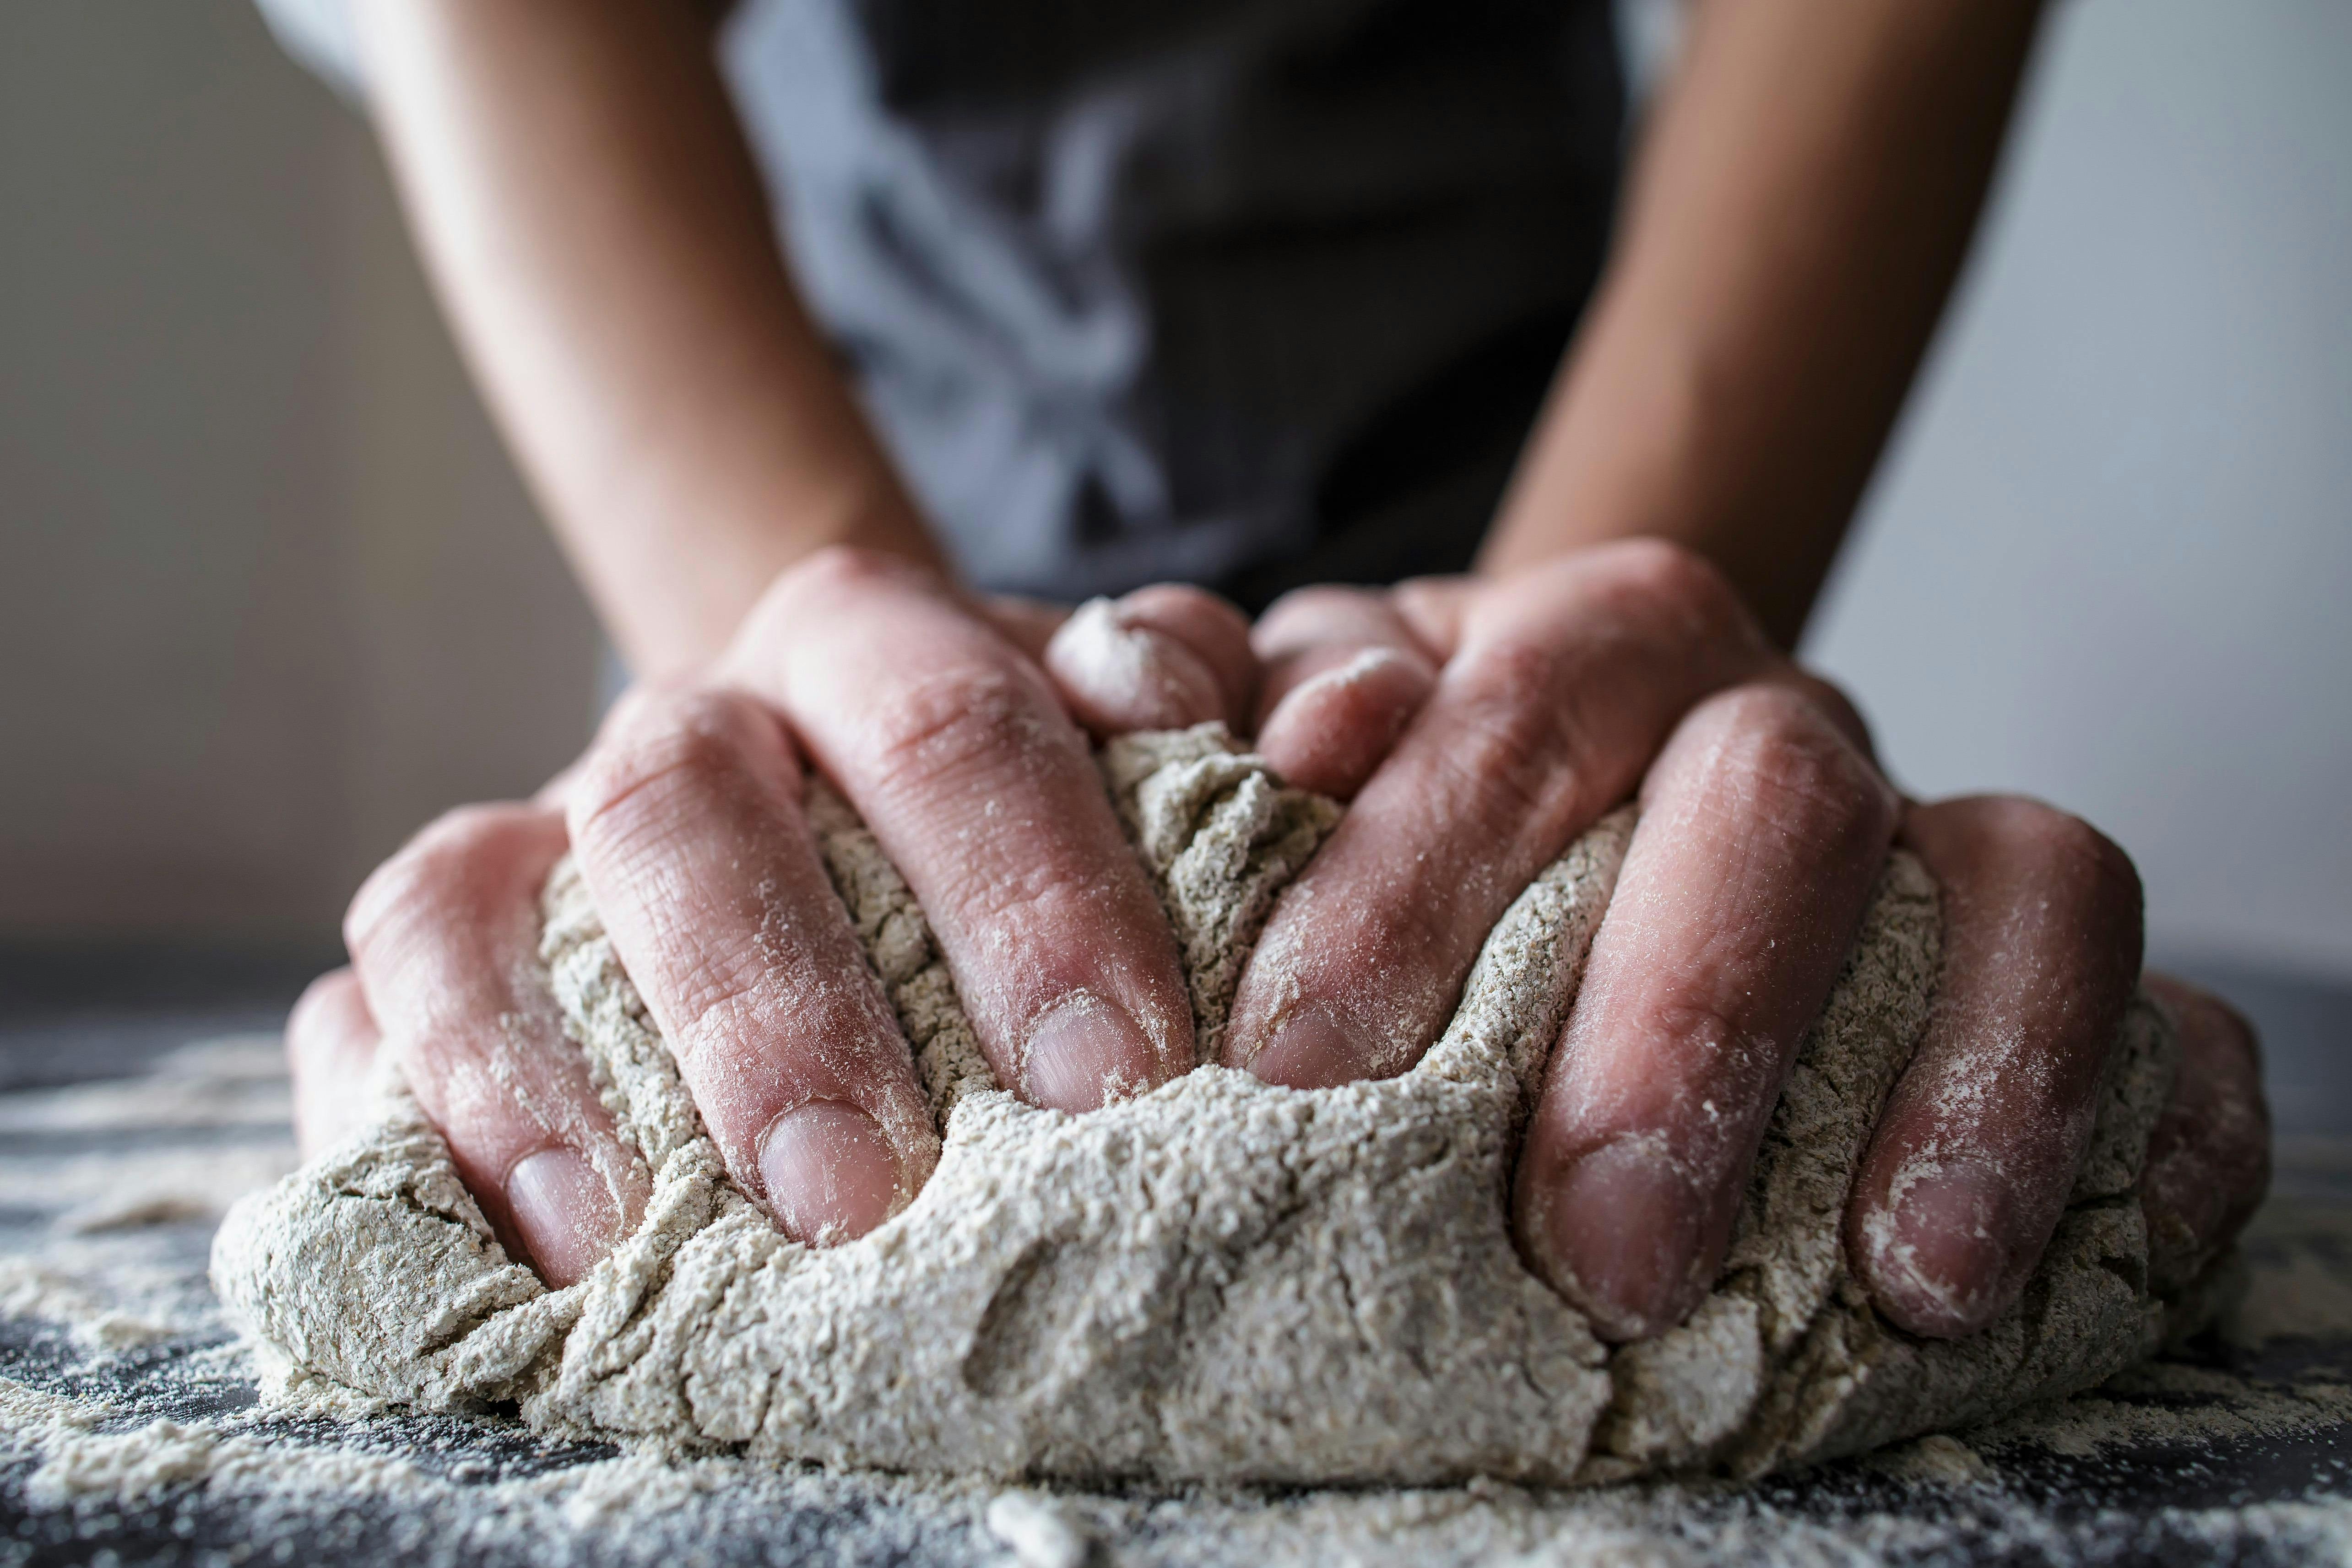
[721,0,1624,603]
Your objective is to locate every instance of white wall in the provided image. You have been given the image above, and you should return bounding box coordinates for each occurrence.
[1805,0,2352,980]
[5,0,2343,984]
[0,1,599,944]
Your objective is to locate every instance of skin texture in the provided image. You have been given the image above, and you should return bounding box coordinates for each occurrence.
[326,564,1258,1253]
[2137,976,2274,1296]
[1509,687,1899,1339]
[349,0,944,677]
[296,0,2274,1325]
[565,682,939,1241]
[1845,798,2149,1336]
[341,805,651,1287]
[1229,564,2271,1340]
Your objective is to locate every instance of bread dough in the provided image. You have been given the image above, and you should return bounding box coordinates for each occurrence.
[212,725,2200,1485]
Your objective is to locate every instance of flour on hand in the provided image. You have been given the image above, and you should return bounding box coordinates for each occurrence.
[211,726,2204,1485]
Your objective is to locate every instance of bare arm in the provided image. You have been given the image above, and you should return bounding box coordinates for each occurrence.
[351,0,942,677]
[1481,0,2046,647]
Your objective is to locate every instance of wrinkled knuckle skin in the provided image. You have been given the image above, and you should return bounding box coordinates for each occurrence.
[1694,686,1893,832]
[1443,640,1583,830]
[943,865,1097,957]
[663,970,770,1074]
[344,803,535,962]
[1586,537,1753,644]
[574,689,781,843]
[867,668,1067,802]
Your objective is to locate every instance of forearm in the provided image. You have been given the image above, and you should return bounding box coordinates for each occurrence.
[352,0,942,676]
[1481,0,2045,647]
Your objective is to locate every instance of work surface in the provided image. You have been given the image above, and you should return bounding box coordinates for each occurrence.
[0,950,2346,1567]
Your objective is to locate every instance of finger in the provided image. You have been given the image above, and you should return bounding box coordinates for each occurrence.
[727,548,1194,1112]
[1846,796,2145,1338]
[1766,666,1878,765]
[1512,686,1898,1341]
[1044,585,1258,737]
[2138,973,2272,1294]
[568,686,938,1245]
[1251,587,1439,799]
[1226,540,1776,1086]
[347,804,651,1287]
[286,968,382,1161]
[535,671,702,814]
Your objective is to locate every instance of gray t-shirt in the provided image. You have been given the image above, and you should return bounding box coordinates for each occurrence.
[261,0,1622,606]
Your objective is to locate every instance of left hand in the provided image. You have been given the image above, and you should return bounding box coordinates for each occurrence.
[1220,546,2269,1341]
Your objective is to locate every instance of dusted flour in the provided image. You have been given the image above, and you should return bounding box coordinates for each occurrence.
[211,725,2198,1485]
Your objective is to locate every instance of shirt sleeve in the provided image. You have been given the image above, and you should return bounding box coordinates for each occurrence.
[253,0,368,102]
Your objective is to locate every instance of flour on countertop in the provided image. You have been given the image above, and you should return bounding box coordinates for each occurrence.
[211,725,2202,1486]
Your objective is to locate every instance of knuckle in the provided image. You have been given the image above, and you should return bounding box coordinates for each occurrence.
[1390,576,1471,650]
[865,666,1067,799]
[784,543,917,603]
[1588,538,1749,639]
[1123,582,1249,635]
[1690,686,1888,826]
[289,968,360,1036]
[942,856,1093,944]
[575,689,782,841]
[2008,799,2145,929]
[345,803,530,958]
[1439,639,1584,829]
[1119,586,1257,708]
[1254,584,1393,656]
[738,546,932,653]
[661,967,769,1069]
[286,968,365,1070]
[1781,670,1877,757]
[1260,583,1382,623]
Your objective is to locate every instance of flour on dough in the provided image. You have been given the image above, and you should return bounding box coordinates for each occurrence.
[212,725,2205,1485]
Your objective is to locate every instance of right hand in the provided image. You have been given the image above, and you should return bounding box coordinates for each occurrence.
[284,549,1258,1282]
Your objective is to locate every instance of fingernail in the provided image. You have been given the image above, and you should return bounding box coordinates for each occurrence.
[505,1147,621,1288]
[1021,993,1161,1112]
[1521,1137,1705,1342]
[759,1101,908,1246]
[1246,1004,1366,1089]
[1049,600,1223,732]
[1866,1161,2015,1338]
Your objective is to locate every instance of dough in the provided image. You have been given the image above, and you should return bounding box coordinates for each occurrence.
[212,725,2201,1485]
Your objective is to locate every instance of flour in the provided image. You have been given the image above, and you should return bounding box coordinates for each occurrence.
[211,725,2199,1486]
[0,1260,176,1352]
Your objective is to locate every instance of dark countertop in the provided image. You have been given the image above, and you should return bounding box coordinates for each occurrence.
[0,943,2344,1567]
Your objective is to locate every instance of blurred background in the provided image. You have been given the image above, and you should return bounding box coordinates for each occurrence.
[2,2,2344,1100]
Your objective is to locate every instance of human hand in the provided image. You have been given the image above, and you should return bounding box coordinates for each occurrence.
[283,551,1260,1283]
[1223,541,2270,1341]
[287,540,2268,1329]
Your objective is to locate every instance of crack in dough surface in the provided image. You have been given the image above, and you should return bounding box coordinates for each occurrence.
[212,726,2201,1484]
